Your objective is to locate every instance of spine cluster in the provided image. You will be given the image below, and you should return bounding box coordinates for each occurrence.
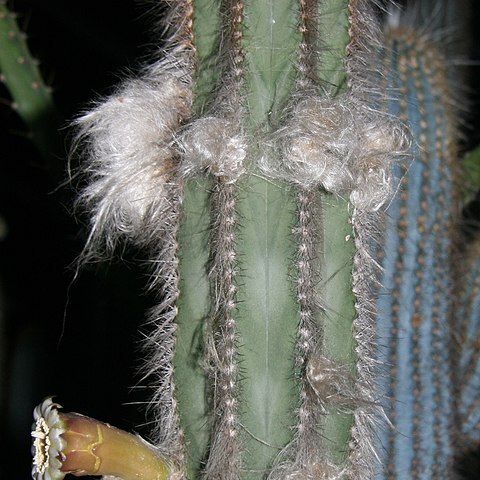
[202,2,246,478]
[74,1,416,479]
[374,19,459,479]
[74,0,198,471]
[458,237,480,450]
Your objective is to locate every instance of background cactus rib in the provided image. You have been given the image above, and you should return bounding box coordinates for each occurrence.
[0,0,479,479]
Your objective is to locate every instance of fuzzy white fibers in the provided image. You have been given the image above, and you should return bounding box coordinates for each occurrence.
[270,462,344,480]
[74,67,192,469]
[307,355,356,405]
[177,116,247,181]
[74,73,192,258]
[266,94,410,212]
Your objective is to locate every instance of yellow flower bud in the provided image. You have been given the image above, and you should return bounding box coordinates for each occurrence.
[31,398,179,480]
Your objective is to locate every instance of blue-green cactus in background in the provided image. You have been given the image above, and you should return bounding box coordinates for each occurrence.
[458,238,480,451]
[375,22,459,478]
[1,1,480,479]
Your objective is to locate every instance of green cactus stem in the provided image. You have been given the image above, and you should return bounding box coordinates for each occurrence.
[0,2,61,160]
[175,0,358,477]
[70,0,408,478]
[461,145,480,204]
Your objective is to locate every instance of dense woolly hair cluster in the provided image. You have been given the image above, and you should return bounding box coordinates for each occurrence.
[267,94,410,211]
[74,82,247,260]
[71,0,419,479]
[74,71,192,257]
[71,0,198,260]
[72,1,200,471]
[178,116,247,181]
[271,462,344,480]
[306,355,356,405]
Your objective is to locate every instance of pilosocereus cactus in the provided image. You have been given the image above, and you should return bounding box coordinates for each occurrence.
[13,0,478,479]
[374,20,461,478]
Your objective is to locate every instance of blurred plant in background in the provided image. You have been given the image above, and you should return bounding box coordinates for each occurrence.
[0,1,155,477]
[1,0,480,479]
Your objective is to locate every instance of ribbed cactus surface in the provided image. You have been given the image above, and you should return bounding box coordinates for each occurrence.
[458,238,480,450]
[2,0,479,479]
[71,0,406,478]
[0,3,60,159]
[374,21,459,479]
[173,1,357,477]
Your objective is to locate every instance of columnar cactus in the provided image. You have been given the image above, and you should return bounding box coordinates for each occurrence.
[0,2,60,160]
[374,17,460,478]
[458,237,480,452]
[71,1,410,478]
[1,0,478,479]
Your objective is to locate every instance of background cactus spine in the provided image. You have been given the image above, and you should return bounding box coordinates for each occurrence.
[3,0,478,479]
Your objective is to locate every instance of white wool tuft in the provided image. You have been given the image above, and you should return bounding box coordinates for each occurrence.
[178,116,247,181]
[264,95,411,212]
[270,462,344,480]
[74,74,192,257]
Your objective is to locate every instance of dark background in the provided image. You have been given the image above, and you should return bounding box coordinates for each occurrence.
[0,1,159,478]
[0,1,479,479]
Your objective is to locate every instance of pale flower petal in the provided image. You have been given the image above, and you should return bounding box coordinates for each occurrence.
[31,398,67,480]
